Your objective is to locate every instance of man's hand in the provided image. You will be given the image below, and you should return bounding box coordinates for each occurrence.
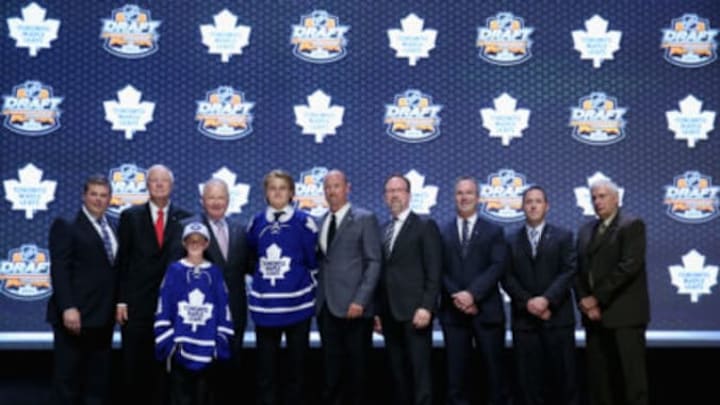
[115,304,128,325]
[347,303,364,319]
[63,308,81,335]
[587,307,602,321]
[412,308,432,329]
[452,290,475,312]
[527,296,550,319]
[373,316,383,334]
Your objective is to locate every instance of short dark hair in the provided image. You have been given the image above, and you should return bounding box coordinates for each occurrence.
[454,176,479,196]
[83,174,111,194]
[383,173,411,193]
[522,185,548,203]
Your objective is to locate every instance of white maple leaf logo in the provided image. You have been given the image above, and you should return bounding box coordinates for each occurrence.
[200,9,251,63]
[572,15,622,68]
[666,95,715,148]
[103,85,156,140]
[480,93,530,146]
[198,167,250,215]
[3,163,57,219]
[669,250,718,303]
[388,13,437,66]
[294,90,345,143]
[178,288,214,332]
[405,169,438,215]
[7,2,60,57]
[574,172,625,216]
[259,244,292,287]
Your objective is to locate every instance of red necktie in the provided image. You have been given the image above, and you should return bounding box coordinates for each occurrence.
[155,209,164,248]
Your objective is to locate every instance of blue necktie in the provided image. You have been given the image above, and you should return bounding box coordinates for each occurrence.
[461,219,470,257]
[384,218,396,255]
[97,218,114,263]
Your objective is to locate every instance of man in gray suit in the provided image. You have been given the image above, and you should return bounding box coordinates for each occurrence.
[316,170,382,405]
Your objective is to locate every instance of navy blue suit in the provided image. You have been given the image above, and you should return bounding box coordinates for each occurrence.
[439,216,508,405]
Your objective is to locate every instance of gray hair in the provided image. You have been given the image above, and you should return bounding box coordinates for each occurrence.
[589,179,619,196]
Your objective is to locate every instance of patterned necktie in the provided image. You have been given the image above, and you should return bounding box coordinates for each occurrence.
[384,218,397,255]
[461,219,470,257]
[327,214,337,251]
[215,220,229,260]
[155,209,164,248]
[97,217,114,263]
[529,227,540,257]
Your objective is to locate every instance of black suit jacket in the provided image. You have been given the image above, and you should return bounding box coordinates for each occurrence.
[439,216,507,325]
[502,224,577,331]
[115,202,190,322]
[46,211,117,328]
[574,210,650,328]
[380,212,442,322]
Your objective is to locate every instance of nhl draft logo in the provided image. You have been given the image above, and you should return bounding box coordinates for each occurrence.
[196,86,254,140]
[290,10,349,63]
[666,95,715,148]
[669,250,718,303]
[178,289,214,332]
[570,92,627,145]
[2,81,63,136]
[661,14,717,68]
[294,167,329,218]
[480,93,530,146]
[664,171,719,224]
[572,15,622,68]
[200,9,251,63]
[100,4,161,59]
[7,2,60,57]
[406,170,438,215]
[107,164,148,217]
[479,169,531,222]
[198,167,250,215]
[103,85,156,140]
[3,163,56,220]
[387,13,437,66]
[0,244,52,301]
[574,172,624,216]
[384,89,442,143]
[477,12,533,66]
[260,244,291,286]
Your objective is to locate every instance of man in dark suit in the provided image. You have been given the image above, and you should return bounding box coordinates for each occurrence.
[196,178,249,405]
[439,176,508,405]
[115,164,191,404]
[47,174,118,405]
[316,170,382,405]
[575,179,649,405]
[375,173,442,405]
[503,186,579,405]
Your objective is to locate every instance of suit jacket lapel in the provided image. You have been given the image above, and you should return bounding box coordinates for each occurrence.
[535,225,552,259]
[517,227,533,260]
[389,212,415,258]
[77,211,112,266]
[203,216,227,266]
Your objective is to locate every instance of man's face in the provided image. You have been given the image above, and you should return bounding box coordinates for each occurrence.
[266,177,292,210]
[202,183,229,221]
[523,189,548,226]
[323,172,349,212]
[454,179,478,218]
[384,177,410,216]
[83,184,111,218]
[147,167,173,203]
[592,185,619,220]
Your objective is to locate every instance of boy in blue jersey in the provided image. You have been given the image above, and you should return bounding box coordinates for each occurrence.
[154,222,234,405]
[247,169,318,405]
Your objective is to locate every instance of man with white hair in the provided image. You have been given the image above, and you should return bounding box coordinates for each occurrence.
[574,179,650,405]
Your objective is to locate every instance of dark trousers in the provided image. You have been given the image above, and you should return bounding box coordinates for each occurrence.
[120,320,167,405]
[441,320,508,405]
[255,318,311,405]
[382,316,433,405]
[214,324,246,405]
[318,305,373,405]
[585,325,648,405]
[51,325,113,405]
[169,362,213,405]
[512,327,579,405]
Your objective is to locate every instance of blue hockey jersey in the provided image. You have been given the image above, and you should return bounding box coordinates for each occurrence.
[154,259,234,371]
[246,206,318,327]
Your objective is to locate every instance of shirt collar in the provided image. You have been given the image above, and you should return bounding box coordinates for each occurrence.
[394,207,411,222]
[82,205,104,224]
[265,205,293,223]
[526,221,546,236]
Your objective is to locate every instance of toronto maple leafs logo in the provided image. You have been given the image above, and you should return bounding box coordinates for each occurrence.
[666,95,715,148]
[480,93,530,146]
[178,289,214,332]
[7,2,60,57]
[572,15,622,68]
[0,244,52,301]
[200,9,251,63]
[294,90,345,143]
[103,85,155,140]
[388,13,437,66]
[3,163,57,219]
[100,4,161,58]
[405,170,438,215]
[195,86,254,140]
[574,172,624,216]
[664,171,719,223]
[669,250,718,303]
[294,167,329,218]
[570,92,627,145]
[2,81,63,136]
[477,12,533,66]
[260,244,291,287]
[384,89,443,143]
[479,169,531,222]
[107,163,148,217]
[290,10,349,63]
[197,167,250,215]
[661,14,718,68]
